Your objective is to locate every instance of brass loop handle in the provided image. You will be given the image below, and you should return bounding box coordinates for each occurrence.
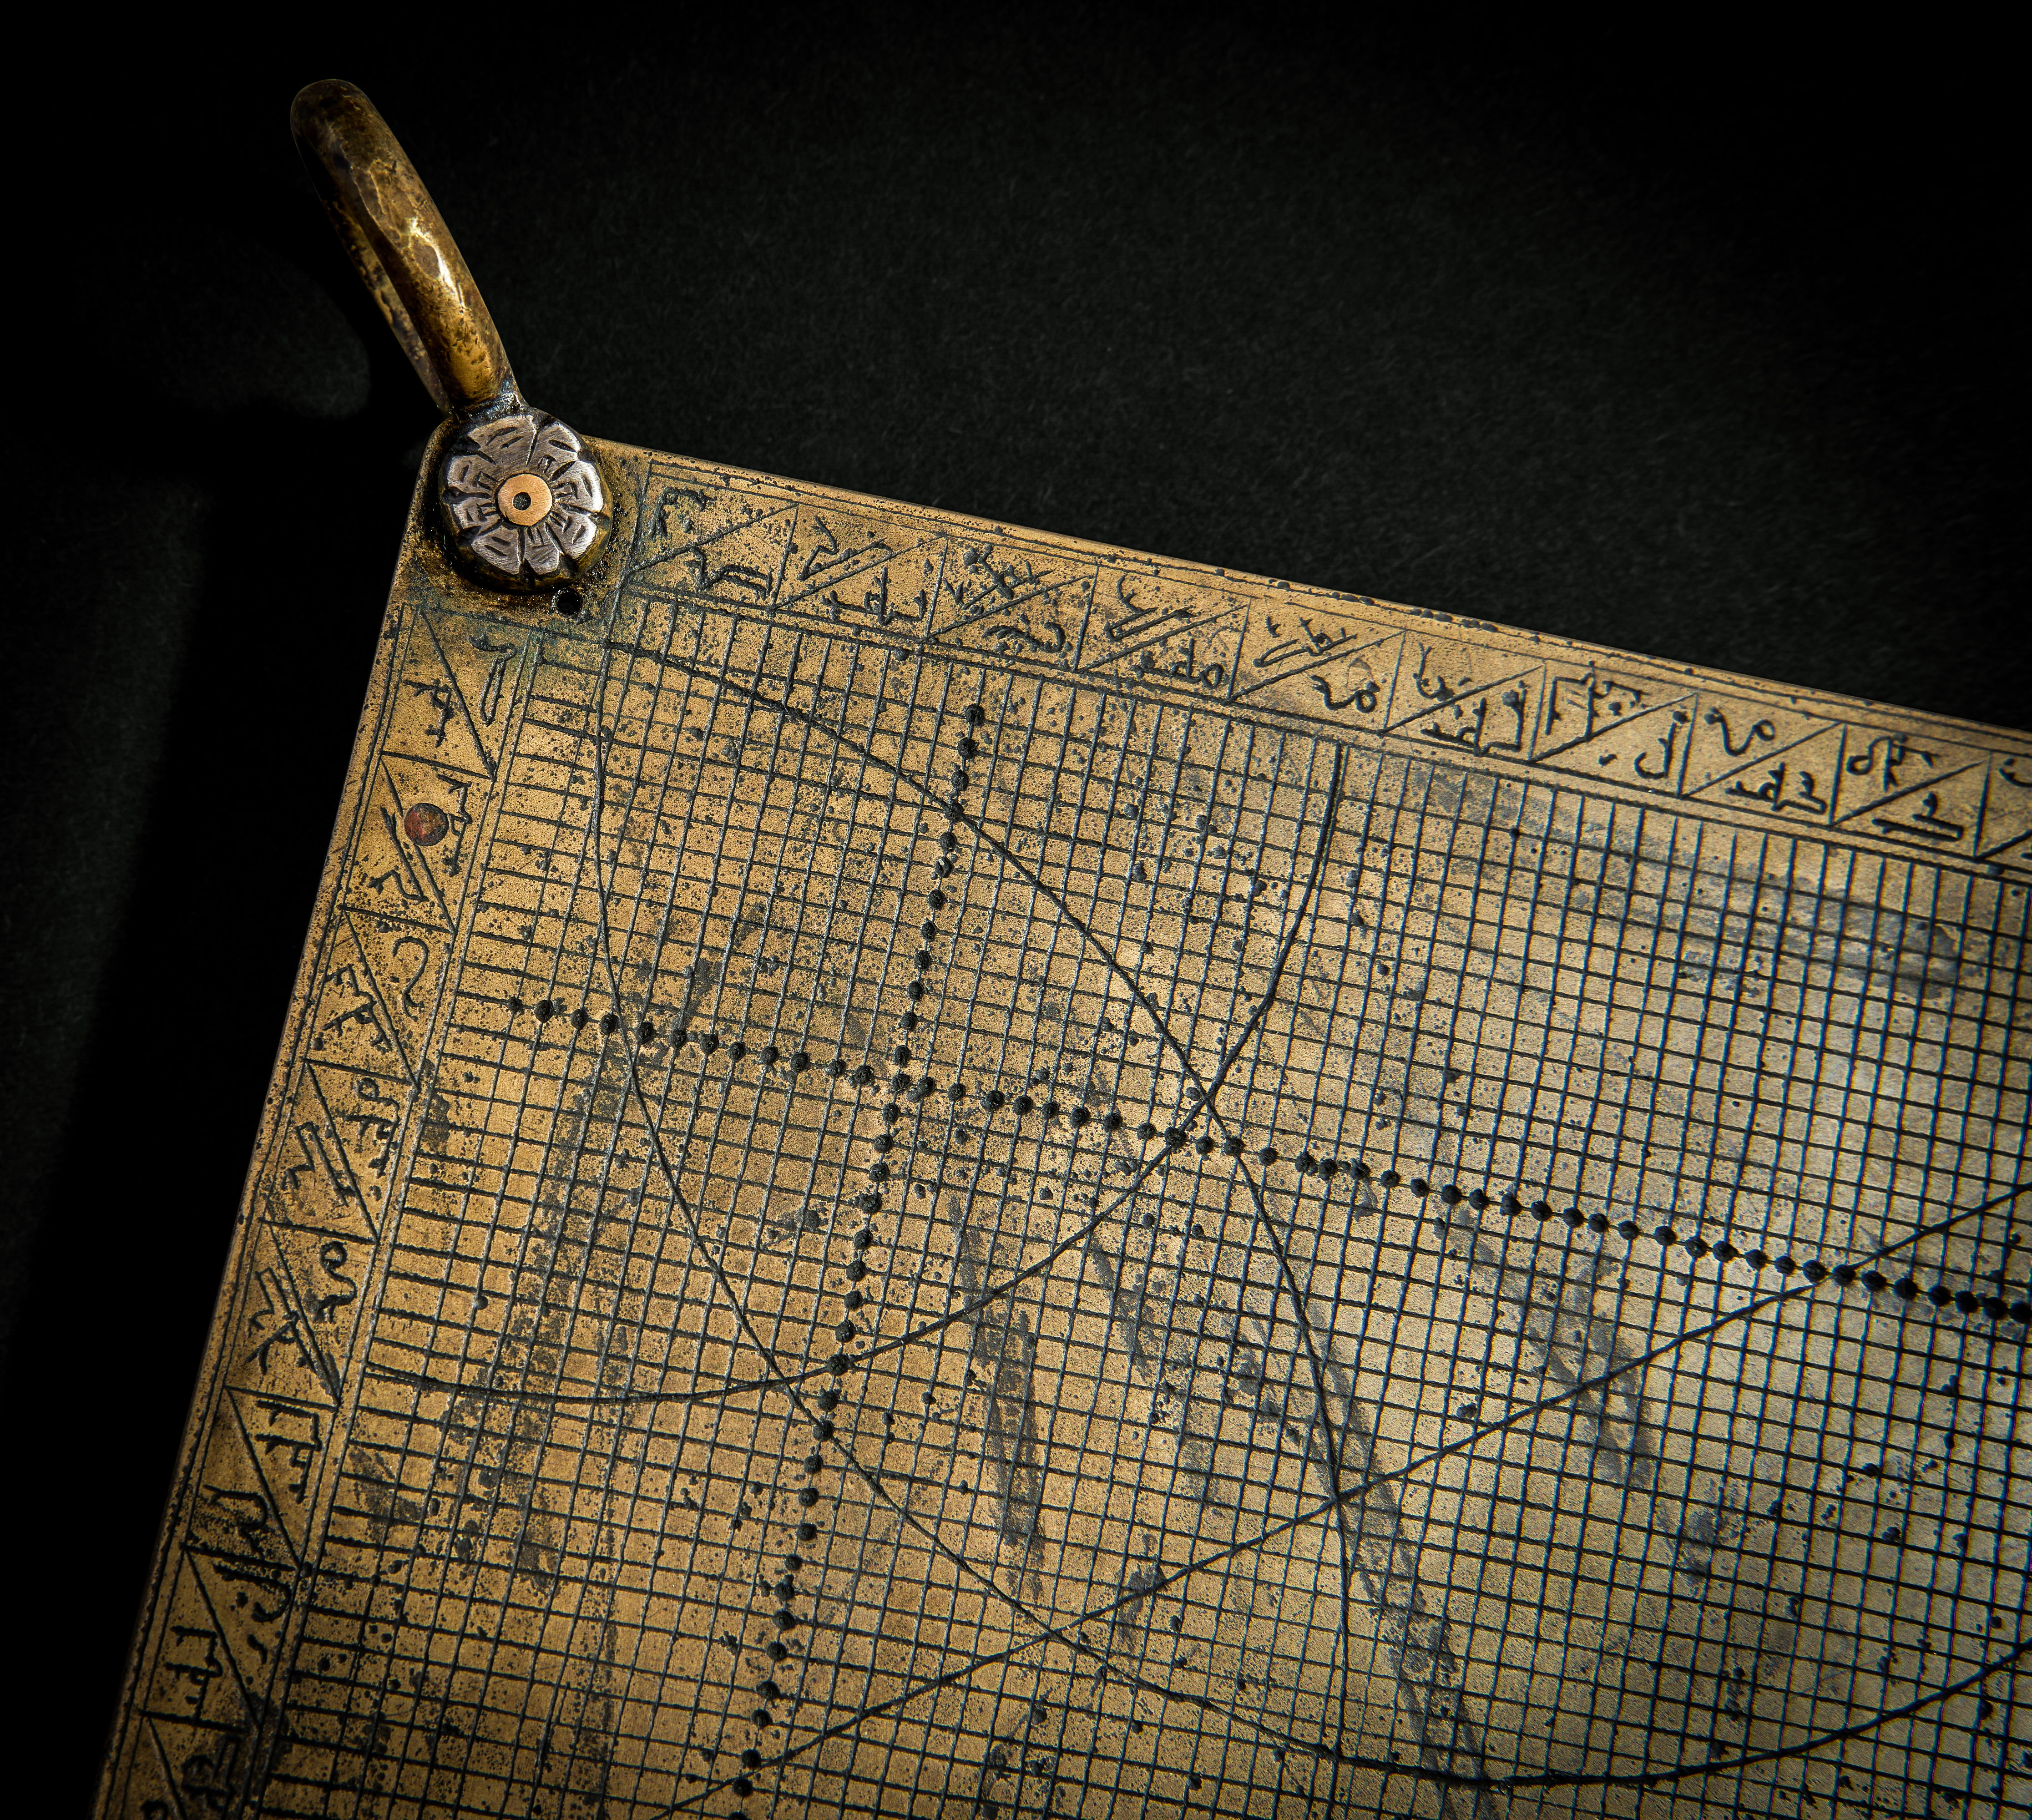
[291,80,515,416]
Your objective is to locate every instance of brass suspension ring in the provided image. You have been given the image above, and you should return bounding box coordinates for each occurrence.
[290,78,515,416]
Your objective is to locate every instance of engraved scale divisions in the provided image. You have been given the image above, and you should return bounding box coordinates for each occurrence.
[628,462,2032,872]
[97,445,2027,1820]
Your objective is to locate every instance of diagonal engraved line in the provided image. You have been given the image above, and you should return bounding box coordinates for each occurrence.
[356,657,1325,1418]
[568,663,1320,1811]
[649,1173,2030,1812]
[1494,1635,2032,1794]
[1210,1133,1500,1817]
[619,645,1218,1088]
[679,1632,2031,1808]
[561,650,1397,1811]
[445,640,2025,1810]
[1141,744,1504,1812]
[1107,1180,2032,1620]
[591,661,1488,1811]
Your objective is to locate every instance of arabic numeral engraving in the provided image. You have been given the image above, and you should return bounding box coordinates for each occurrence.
[1726,762,1829,816]
[1703,705,1777,757]
[315,1241,359,1320]
[1633,708,1692,779]
[1846,731,1936,792]
[1135,639,1227,694]
[1425,682,1530,758]
[1871,790,1966,845]
[161,1625,224,1711]
[1309,674,1379,713]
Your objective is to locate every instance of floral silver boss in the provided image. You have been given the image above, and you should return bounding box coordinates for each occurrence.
[439,409,609,589]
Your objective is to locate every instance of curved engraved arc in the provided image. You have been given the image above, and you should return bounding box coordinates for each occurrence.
[674,1633,2030,1808]
[436,628,2023,1811]
[582,642,1506,1806]
[657,1178,2027,1813]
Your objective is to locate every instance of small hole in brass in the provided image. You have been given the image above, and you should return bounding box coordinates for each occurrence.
[554,588,583,617]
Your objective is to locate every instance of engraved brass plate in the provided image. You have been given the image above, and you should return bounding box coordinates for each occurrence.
[94,82,2029,1820]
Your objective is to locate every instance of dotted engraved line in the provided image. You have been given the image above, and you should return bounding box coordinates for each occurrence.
[469,666,2023,1818]
[490,985,2031,1334]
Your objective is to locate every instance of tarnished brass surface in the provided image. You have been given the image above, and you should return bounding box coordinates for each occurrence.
[94,84,2028,1820]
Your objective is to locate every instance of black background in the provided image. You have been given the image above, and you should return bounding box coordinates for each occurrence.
[5,12,2022,1808]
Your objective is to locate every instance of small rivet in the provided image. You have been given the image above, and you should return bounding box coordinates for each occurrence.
[497,470,553,526]
[403,803,450,845]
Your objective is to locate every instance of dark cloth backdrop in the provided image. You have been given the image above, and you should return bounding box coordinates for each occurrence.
[4,13,2022,1807]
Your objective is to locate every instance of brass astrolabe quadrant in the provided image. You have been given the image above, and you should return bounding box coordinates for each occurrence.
[94,79,2029,1820]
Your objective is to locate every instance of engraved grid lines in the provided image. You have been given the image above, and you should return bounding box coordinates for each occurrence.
[272,588,2027,1818]
[110,475,2030,1820]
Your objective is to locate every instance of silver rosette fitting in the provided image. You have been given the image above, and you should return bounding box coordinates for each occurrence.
[439,409,610,590]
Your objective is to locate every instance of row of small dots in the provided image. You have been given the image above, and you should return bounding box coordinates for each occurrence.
[732,703,994,1790]
[492,997,2028,1325]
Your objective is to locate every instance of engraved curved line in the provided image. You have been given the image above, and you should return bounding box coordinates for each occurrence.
[362,1162,2026,1436]
[1179,748,1403,1807]
[647,1177,2027,1814]
[1212,1149,1498,1817]
[598,900,1370,1815]
[460,654,1340,1403]
[589,646,2016,1795]
[676,1633,2030,1809]
[574,686,1294,1787]
[599,663,1363,1647]
[576,649,1467,1806]
[1492,1635,2030,1794]
[1181,1178,2031,1578]
[1162,763,1498,1814]
[618,647,1219,1093]
[600,653,1491,1810]
[453,641,2017,1802]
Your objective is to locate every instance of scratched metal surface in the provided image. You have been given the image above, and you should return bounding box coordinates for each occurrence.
[96,440,2030,1820]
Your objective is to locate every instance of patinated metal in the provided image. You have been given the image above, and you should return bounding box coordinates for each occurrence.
[94,81,2029,1820]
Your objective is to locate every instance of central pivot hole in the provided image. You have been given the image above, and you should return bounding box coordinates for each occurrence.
[496,470,553,526]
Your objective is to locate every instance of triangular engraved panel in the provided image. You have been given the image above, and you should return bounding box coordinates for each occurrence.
[139,1557,240,1726]
[1233,596,1402,730]
[1384,630,1538,740]
[925,537,1093,664]
[776,501,942,633]
[187,1545,295,1705]
[264,1062,405,1242]
[1975,753,2032,861]
[1843,763,1987,857]
[1686,722,1844,824]
[224,1388,329,1562]
[223,1222,365,1408]
[1534,665,1692,760]
[345,907,449,1075]
[138,1712,270,1820]
[633,477,794,602]
[381,608,520,778]
[1074,566,1241,697]
[303,915,413,1077]
[344,754,489,928]
[1681,693,1836,797]
[1532,675,1694,792]
[1832,727,1989,854]
[1398,661,1541,763]
[183,1399,297,1569]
